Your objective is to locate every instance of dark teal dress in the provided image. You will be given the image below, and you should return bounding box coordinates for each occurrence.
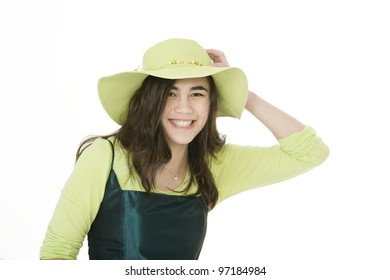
[87,141,208,260]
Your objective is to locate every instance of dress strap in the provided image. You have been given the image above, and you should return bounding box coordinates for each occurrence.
[107,139,115,170]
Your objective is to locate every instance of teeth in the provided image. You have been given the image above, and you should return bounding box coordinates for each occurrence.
[171,120,193,127]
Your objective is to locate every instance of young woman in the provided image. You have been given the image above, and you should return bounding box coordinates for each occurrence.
[40,38,329,260]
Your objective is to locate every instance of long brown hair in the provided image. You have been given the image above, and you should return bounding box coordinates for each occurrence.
[77,75,225,210]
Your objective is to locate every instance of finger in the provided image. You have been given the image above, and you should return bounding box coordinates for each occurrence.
[206,49,229,66]
[209,62,229,67]
[206,49,225,58]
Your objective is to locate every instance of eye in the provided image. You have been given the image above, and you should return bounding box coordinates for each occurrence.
[191,92,205,97]
[168,92,176,97]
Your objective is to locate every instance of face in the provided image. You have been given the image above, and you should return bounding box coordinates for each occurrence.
[161,77,210,149]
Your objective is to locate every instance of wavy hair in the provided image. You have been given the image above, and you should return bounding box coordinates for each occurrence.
[77,75,225,210]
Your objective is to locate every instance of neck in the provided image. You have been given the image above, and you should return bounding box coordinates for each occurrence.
[155,144,188,190]
[168,144,188,170]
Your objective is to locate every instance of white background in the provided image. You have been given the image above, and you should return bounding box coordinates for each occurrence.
[1,0,389,279]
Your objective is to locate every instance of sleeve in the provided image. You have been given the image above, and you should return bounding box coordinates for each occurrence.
[39,138,112,260]
[213,126,330,203]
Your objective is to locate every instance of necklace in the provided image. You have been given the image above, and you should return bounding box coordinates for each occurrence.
[163,165,179,181]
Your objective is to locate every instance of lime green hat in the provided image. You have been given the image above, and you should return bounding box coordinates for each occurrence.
[98,38,248,125]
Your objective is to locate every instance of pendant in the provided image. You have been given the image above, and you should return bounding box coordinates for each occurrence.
[174,176,178,181]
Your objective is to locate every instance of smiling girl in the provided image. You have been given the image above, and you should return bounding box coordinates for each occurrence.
[40,38,329,260]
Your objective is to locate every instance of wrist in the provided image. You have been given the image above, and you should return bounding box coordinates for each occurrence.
[245,91,256,110]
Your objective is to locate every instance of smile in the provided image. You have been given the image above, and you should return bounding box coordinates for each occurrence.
[169,119,195,128]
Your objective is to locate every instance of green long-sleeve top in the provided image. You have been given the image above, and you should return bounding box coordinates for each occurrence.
[40,126,329,259]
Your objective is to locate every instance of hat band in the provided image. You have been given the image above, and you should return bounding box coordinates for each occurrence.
[135,59,205,71]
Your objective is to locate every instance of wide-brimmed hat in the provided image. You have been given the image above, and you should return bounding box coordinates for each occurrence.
[98,38,248,125]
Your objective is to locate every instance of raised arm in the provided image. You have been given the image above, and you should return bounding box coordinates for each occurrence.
[245,91,305,140]
[207,48,305,140]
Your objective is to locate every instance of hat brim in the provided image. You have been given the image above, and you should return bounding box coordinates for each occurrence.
[98,65,248,125]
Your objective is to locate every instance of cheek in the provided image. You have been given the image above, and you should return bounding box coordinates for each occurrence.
[197,104,210,122]
[203,101,211,117]
[162,101,173,116]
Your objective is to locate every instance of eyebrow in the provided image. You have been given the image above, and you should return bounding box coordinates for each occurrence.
[171,85,209,92]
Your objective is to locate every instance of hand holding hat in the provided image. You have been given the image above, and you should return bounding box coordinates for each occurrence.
[206,49,230,67]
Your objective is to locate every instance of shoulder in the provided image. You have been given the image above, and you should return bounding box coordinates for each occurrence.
[77,137,115,167]
[211,144,261,170]
[214,143,268,159]
[84,137,112,153]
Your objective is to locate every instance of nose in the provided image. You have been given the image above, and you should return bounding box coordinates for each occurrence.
[174,97,194,114]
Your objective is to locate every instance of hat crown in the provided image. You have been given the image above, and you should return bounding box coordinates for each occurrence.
[142,38,212,70]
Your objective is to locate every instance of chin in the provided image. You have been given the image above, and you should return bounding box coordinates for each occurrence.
[171,138,195,146]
